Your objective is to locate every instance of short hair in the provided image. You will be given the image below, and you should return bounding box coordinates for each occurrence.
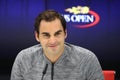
[34,10,66,34]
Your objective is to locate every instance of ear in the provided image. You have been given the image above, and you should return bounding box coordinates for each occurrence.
[35,31,40,42]
[65,30,67,39]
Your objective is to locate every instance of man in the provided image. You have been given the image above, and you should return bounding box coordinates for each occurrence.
[11,10,104,80]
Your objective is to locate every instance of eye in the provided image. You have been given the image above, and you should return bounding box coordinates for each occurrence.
[42,34,50,39]
[55,32,62,37]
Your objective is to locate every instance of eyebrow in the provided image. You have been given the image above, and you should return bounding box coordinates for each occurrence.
[41,32,49,35]
[41,30,62,35]
[55,30,62,34]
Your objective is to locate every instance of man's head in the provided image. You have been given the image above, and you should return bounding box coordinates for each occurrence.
[34,10,67,60]
[34,10,66,34]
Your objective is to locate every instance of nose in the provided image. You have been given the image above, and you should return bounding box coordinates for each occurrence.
[48,36,57,44]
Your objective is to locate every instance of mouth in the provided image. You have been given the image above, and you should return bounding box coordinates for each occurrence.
[49,45,57,48]
[48,44,57,48]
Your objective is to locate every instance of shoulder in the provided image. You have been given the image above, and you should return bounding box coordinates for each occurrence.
[14,44,42,63]
[20,44,42,54]
[65,43,97,62]
[11,44,43,75]
[65,42,95,56]
[65,43,103,79]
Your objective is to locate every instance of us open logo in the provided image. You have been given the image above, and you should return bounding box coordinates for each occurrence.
[63,6,100,28]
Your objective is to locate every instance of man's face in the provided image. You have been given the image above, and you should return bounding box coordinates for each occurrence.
[35,18,67,56]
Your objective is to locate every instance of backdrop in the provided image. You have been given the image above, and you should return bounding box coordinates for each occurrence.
[0,0,120,79]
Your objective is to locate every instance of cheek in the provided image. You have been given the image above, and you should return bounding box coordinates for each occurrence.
[40,42,46,48]
[40,39,48,46]
[61,36,66,41]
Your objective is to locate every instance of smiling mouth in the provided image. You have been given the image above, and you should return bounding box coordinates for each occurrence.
[49,45,56,47]
[48,44,57,48]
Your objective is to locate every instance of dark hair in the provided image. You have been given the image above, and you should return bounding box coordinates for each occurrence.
[34,10,66,34]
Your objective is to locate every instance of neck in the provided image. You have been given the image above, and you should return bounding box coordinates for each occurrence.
[45,52,63,63]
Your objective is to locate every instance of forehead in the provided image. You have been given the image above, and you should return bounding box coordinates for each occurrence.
[39,19,64,33]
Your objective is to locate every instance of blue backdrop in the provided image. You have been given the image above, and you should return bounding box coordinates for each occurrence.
[0,0,120,79]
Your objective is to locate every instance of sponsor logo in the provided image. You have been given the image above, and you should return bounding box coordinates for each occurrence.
[63,6,100,28]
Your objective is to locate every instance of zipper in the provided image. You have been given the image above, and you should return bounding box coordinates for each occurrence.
[51,63,54,80]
